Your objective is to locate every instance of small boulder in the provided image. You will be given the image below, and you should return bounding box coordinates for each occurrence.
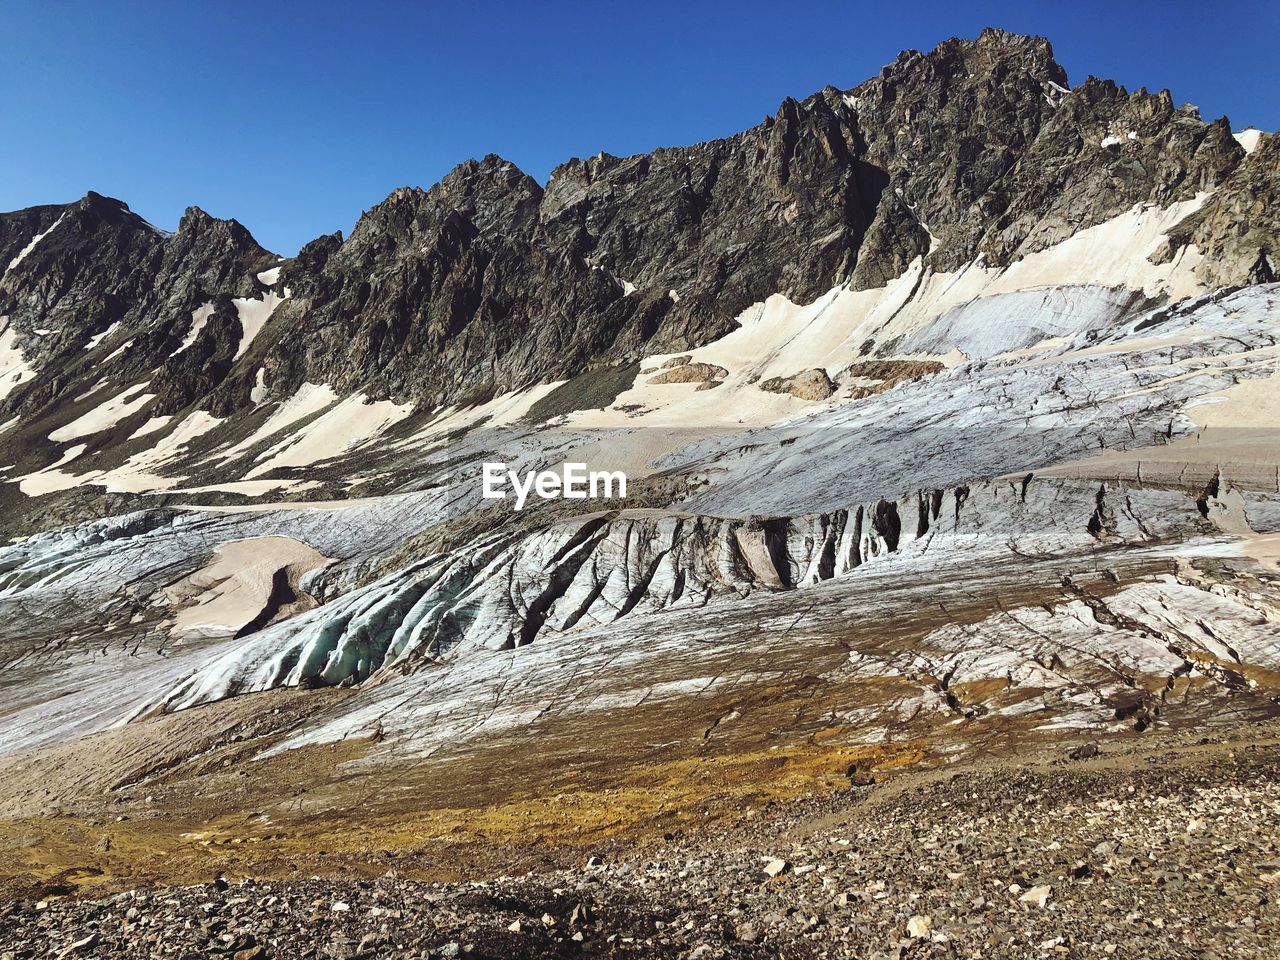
[906,915,932,939]
[1019,884,1052,908]
[847,761,877,786]
[1068,742,1100,761]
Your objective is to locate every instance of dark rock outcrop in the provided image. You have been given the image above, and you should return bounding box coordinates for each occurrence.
[759,369,837,400]
[1161,131,1279,287]
[0,192,275,424]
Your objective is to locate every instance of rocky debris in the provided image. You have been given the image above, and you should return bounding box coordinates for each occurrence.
[1018,885,1053,908]
[4,739,1277,958]
[757,368,836,400]
[647,362,728,386]
[906,915,933,939]
[843,359,947,400]
[847,762,878,787]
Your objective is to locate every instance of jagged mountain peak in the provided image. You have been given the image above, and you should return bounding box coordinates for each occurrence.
[340,160,544,266]
[867,27,1068,90]
[0,28,1276,508]
[971,25,1061,65]
[55,191,174,242]
[175,204,267,250]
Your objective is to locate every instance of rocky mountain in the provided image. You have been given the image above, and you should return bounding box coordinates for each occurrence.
[1,29,1278,957]
[1,30,1272,481]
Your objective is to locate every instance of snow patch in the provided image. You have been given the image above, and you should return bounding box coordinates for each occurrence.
[33,410,230,497]
[48,383,155,442]
[103,339,134,363]
[232,289,288,360]
[246,393,414,478]
[174,303,215,356]
[0,321,36,402]
[128,416,173,440]
[250,367,269,404]
[5,213,66,275]
[84,322,120,351]
[215,382,338,463]
[397,380,567,449]
[256,266,282,287]
[167,536,327,639]
[1234,128,1263,155]
[15,443,91,495]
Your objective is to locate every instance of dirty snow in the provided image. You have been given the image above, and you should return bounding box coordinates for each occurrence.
[167,536,327,639]
[232,290,288,360]
[215,382,338,463]
[48,383,155,442]
[246,393,414,478]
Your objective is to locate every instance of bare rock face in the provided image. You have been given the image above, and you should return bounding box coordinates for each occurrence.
[758,368,836,400]
[0,193,275,420]
[1161,131,1280,287]
[647,362,729,385]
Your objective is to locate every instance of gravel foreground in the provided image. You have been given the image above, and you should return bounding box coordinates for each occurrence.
[5,741,1278,959]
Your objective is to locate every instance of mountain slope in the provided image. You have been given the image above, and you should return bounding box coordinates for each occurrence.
[0,31,1279,930]
[0,30,1274,533]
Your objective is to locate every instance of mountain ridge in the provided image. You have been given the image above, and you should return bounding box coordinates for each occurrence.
[0,27,1274,531]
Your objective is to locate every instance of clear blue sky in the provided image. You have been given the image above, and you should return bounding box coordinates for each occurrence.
[2,0,1275,255]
